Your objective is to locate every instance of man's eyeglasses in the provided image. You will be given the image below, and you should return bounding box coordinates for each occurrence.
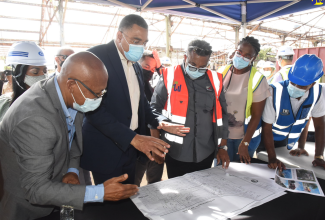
[68,78,107,99]
[189,46,212,56]
[188,63,207,73]
[235,50,254,62]
[56,54,70,60]
[121,32,147,46]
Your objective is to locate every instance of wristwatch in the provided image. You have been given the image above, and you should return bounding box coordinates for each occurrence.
[219,145,228,151]
[315,155,324,160]
[242,142,249,146]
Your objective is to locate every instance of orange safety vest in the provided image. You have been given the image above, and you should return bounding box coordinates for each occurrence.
[162,65,223,127]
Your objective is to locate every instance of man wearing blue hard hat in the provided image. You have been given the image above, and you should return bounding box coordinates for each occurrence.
[261,54,325,171]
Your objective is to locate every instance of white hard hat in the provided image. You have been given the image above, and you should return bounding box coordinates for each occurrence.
[276,46,295,58]
[6,41,47,66]
[256,60,265,68]
[160,56,172,65]
[263,61,276,69]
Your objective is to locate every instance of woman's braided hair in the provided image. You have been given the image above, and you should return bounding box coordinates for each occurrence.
[238,36,261,56]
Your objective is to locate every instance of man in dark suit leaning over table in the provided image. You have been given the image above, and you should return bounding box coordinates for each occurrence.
[80,14,169,185]
[0,52,139,220]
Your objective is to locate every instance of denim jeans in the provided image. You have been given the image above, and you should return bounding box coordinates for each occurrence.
[214,139,243,166]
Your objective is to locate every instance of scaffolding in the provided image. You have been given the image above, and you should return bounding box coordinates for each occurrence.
[0,0,324,66]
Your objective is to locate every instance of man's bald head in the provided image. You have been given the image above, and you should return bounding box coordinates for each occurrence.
[57,51,108,109]
[55,46,75,73]
[57,47,75,56]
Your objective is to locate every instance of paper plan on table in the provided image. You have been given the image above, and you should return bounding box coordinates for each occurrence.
[275,167,324,197]
[131,164,286,220]
[224,163,275,179]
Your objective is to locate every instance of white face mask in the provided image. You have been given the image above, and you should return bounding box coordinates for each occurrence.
[263,71,272,77]
[71,81,102,113]
[24,75,46,87]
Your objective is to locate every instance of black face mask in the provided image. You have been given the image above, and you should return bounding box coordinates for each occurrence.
[142,69,154,82]
[60,60,65,67]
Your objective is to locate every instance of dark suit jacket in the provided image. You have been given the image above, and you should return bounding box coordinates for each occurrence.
[80,40,158,174]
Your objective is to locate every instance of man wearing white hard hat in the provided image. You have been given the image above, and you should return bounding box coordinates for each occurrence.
[272,45,295,83]
[262,61,276,84]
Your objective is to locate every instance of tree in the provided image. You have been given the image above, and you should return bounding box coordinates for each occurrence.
[258,48,272,60]
[255,48,273,67]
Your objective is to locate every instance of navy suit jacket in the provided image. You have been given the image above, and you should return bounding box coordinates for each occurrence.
[80,40,158,174]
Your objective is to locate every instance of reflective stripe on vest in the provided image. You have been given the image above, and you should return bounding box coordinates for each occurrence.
[271,80,321,149]
[165,133,183,144]
[163,65,223,126]
[278,66,291,81]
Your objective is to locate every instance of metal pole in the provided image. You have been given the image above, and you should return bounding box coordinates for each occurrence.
[241,2,247,38]
[59,0,65,47]
[39,0,46,46]
[165,15,171,58]
[235,26,240,48]
[281,35,286,45]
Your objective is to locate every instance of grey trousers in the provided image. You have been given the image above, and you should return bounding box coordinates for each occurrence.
[134,159,164,187]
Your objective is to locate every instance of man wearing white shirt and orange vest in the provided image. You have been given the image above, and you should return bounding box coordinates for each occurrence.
[150,40,229,178]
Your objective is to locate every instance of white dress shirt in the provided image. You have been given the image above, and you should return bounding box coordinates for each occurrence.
[114,40,140,131]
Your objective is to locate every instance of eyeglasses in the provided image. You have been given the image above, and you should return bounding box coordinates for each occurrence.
[235,50,254,62]
[68,78,106,99]
[188,63,207,73]
[188,46,211,56]
[121,32,147,46]
[56,54,70,60]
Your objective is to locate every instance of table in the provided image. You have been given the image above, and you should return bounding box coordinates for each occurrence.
[38,159,325,220]
[257,142,325,179]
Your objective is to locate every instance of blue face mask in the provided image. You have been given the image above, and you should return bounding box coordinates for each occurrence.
[71,82,102,113]
[287,82,306,98]
[121,34,144,62]
[186,63,206,79]
[233,55,251,70]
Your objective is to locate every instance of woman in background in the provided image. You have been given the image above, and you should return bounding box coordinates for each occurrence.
[0,41,47,121]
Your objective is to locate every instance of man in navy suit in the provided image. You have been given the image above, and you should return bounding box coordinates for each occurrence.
[80,14,169,185]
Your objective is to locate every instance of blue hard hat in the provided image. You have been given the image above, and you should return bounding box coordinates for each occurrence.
[288,54,324,86]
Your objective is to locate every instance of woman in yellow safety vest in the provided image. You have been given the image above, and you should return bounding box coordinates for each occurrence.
[220,36,271,164]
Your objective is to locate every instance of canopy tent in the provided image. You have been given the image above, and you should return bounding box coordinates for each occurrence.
[75,0,324,27]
